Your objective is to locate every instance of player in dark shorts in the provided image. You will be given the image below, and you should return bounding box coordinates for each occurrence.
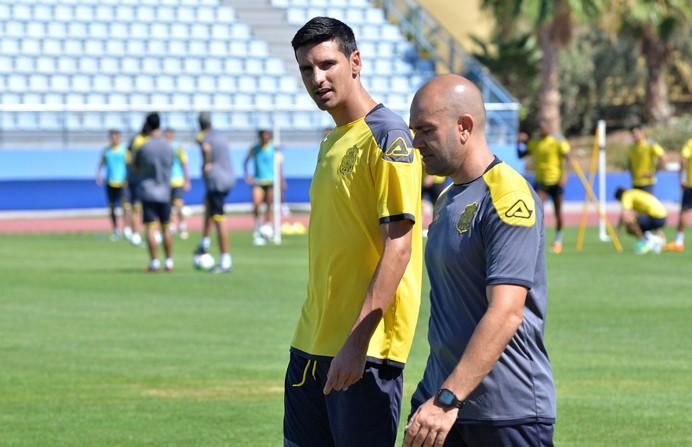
[133,113,174,272]
[96,129,129,240]
[193,112,235,273]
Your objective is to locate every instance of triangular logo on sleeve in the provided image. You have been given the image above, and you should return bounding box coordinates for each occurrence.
[384,137,411,157]
[505,199,533,219]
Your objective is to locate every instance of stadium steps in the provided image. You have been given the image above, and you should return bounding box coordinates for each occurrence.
[223,0,300,85]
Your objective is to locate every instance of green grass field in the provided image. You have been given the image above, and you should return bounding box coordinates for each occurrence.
[1,230,691,446]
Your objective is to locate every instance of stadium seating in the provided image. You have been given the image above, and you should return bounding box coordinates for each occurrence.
[0,0,432,134]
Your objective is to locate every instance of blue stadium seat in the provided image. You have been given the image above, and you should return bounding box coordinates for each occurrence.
[151,93,170,106]
[13,5,31,20]
[204,58,224,75]
[38,113,62,131]
[36,57,55,73]
[135,75,154,91]
[92,74,113,93]
[0,56,12,73]
[105,40,126,56]
[28,74,47,91]
[213,93,233,107]
[121,57,140,74]
[79,57,99,74]
[197,75,216,93]
[7,74,27,92]
[87,93,107,104]
[100,57,119,74]
[63,40,83,56]
[95,6,114,22]
[67,22,87,38]
[224,58,243,75]
[230,112,252,130]
[1,37,20,55]
[15,57,35,73]
[217,76,237,92]
[184,57,203,75]
[47,22,66,38]
[26,22,46,38]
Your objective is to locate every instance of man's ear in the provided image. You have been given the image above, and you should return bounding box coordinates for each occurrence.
[458,114,474,144]
[351,50,362,78]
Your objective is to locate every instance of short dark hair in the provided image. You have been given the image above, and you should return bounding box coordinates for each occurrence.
[291,17,357,57]
[163,127,174,134]
[258,129,272,138]
[630,125,642,132]
[614,186,626,201]
[108,129,120,136]
[199,112,212,130]
[145,112,160,131]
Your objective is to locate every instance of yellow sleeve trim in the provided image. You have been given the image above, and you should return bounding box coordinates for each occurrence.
[482,163,536,227]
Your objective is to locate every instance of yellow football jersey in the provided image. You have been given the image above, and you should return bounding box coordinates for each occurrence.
[628,140,664,187]
[621,189,667,219]
[527,134,570,185]
[681,139,692,188]
[291,105,423,366]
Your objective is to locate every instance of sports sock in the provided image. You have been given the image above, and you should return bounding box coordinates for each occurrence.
[220,253,232,270]
[149,259,160,270]
[555,231,563,243]
[676,232,685,245]
[200,237,211,250]
[164,258,174,270]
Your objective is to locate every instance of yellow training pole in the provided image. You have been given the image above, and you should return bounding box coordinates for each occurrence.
[576,128,601,251]
[569,158,624,252]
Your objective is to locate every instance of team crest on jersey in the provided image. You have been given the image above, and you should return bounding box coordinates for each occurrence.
[383,137,413,163]
[505,199,533,220]
[339,145,359,175]
[456,202,478,234]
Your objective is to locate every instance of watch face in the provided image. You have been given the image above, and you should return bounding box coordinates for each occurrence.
[437,389,455,406]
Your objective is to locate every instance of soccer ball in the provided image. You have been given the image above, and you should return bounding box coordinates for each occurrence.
[258,223,274,240]
[193,253,215,271]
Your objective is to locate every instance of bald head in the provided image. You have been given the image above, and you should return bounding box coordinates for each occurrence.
[411,74,486,131]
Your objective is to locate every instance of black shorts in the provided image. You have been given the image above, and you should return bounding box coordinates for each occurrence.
[439,422,554,447]
[127,183,141,205]
[142,201,171,225]
[205,190,229,218]
[422,182,447,205]
[106,185,124,206]
[681,187,692,211]
[633,184,654,194]
[254,183,274,193]
[533,182,563,203]
[171,187,184,203]
[284,350,403,447]
[636,215,666,232]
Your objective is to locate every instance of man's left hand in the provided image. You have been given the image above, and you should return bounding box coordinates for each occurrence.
[323,339,367,395]
[404,398,458,447]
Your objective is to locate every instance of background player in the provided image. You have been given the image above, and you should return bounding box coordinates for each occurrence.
[163,127,191,240]
[664,137,692,252]
[125,122,151,246]
[517,121,570,253]
[614,186,667,254]
[95,129,130,241]
[627,125,665,194]
[244,129,277,245]
[133,113,174,272]
[193,112,235,273]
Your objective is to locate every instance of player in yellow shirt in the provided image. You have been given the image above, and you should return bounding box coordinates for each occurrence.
[664,138,692,252]
[284,17,422,447]
[517,121,570,253]
[627,126,665,193]
[614,186,667,254]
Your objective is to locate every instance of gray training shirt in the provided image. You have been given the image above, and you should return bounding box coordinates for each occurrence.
[198,128,235,193]
[411,158,556,425]
[134,135,173,203]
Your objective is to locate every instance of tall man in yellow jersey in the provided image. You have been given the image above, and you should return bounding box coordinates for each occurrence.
[517,121,570,253]
[664,138,692,252]
[614,186,667,254]
[284,17,422,447]
[627,126,665,194]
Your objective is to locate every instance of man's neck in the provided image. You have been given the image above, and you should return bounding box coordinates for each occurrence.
[329,84,377,127]
[450,144,495,185]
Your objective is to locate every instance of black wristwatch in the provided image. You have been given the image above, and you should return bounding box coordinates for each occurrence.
[435,388,465,409]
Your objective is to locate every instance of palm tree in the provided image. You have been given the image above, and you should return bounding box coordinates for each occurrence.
[481,0,601,132]
[607,0,691,123]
